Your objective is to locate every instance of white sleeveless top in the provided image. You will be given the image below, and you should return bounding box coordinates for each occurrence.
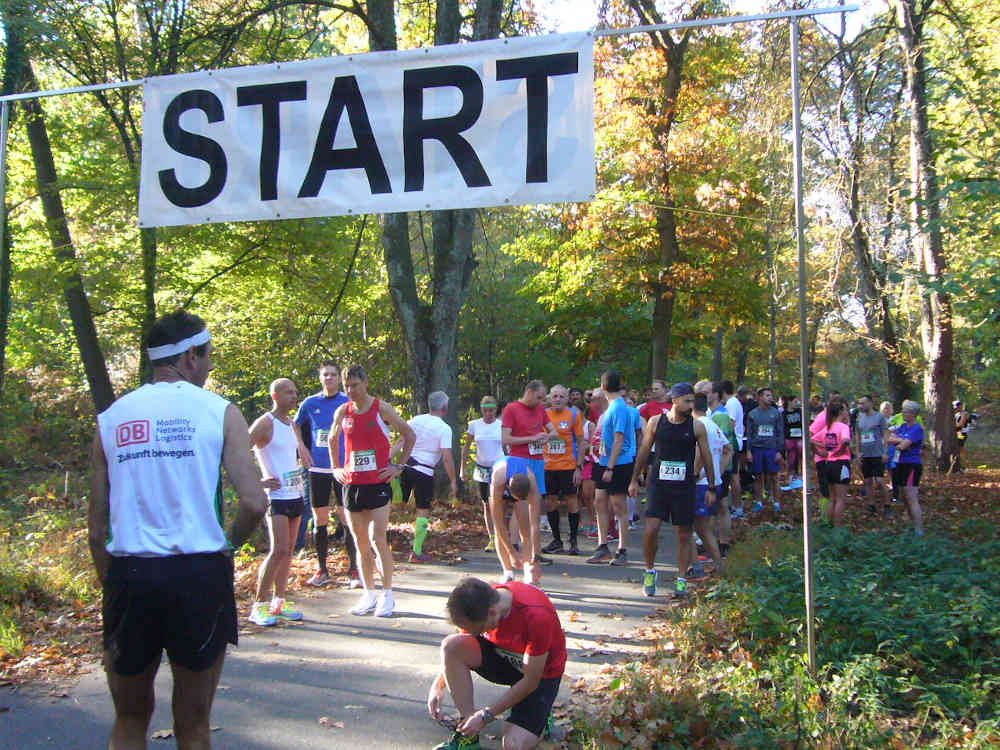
[97,381,230,557]
[253,413,304,500]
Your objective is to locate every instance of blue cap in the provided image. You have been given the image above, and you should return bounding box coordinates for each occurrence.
[670,382,694,399]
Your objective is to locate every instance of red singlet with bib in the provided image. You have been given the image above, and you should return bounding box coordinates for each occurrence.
[341,399,391,485]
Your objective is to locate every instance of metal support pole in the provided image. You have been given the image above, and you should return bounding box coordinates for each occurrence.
[790,17,817,677]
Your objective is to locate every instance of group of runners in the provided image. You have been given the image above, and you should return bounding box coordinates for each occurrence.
[88,310,943,750]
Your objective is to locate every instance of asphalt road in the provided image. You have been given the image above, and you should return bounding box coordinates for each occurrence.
[2,524,681,750]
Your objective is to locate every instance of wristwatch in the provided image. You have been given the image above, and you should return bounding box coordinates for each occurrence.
[479,707,496,723]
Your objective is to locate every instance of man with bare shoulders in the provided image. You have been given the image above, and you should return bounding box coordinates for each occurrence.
[629,383,718,599]
[329,365,416,618]
[89,310,267,749]
[247,378,313,626]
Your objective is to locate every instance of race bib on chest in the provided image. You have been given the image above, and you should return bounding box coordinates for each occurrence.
[861,430,876,444]
[351,449,377,472]
[317,429,331,445]
[757,424,774,438]
[547,438,567,455]
[528,440,546,456]
[789,427,802,438]
[282,468,304,489]
[659,460,687,481]
[473,465,490,483]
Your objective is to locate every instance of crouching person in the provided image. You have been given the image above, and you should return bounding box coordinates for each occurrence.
[427,577,566,750]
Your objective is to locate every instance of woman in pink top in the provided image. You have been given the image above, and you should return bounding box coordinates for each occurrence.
[810,398,852,527]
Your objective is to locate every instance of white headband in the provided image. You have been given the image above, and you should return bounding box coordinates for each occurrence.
[148,329,211,360]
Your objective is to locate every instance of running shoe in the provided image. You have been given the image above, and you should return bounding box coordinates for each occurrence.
[270,598,303,621]
[484,538,495,552]
[374,590,395,617]
[409,551,432,563]
[752,500,764,513]
[542,539,565,554]
[586,527,600,538]
[348,567,362,589]
[673,578,689,598]
[567,540,579,556]
[306,570,332,587]
[433,732,481,750]
[731,507,745,519]
[539,517,551,533]
[249,601,278,627]
[499,570,515,583]
[643,569,658,597]
[687,563,706,579]
[609,549,628,566]
[773,501,782,512]
[587,544,613,564]
[533,554,553,566]
[628,520,640,530]
[608,527,619,541]
[349,590,379,615]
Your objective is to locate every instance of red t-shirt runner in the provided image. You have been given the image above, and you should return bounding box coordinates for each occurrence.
[341,398,391,485]
[639,399,672,422]
[502,401,549,460]
[481,582,566,679]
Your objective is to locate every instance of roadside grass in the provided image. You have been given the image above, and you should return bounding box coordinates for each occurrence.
[0,479,99,676]
[570,523,1000,749]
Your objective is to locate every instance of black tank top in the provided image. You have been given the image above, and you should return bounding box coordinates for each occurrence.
[653,414,696,492]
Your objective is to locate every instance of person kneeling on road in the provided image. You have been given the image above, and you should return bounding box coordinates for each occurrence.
[428,577,566,750]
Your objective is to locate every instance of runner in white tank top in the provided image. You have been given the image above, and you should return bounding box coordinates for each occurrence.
[248,378,312,626]
[89,311,267,749]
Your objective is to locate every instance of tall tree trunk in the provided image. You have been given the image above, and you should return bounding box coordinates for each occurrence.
[376,0,499,430]
[2,1,114,411]
[711,327,723,382]
[895,0,955,470]
[0,18,16,400]
[628,0,700,382]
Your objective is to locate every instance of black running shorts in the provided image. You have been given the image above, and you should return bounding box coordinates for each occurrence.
[544,469,576,499]
[861,457,885,479]
[309,472,343,508]
[102,552,237,676]
[823,459,851,486]
[344,482,392,512]
[646,481,695,527]
[400,465,434,510]
[473,636,562,737]
[595,463,633,495]
[268,497,305,518]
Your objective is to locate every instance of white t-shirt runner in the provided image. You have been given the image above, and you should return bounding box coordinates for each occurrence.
[468,417,503,483]
[697,415,729,487]
[408,413,453,476]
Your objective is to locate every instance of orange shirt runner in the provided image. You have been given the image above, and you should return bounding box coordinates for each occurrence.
[544,407,585,471]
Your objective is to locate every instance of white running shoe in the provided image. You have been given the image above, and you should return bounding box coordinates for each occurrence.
[374,590,395,617]
[349,590,379,615]
[499,570,515,583]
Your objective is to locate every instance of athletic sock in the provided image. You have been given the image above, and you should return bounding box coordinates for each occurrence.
[315,525,329,572]
[343,524,357,569]
[547,511,562,543]
[568,512,580,543]
[414,516,430,555]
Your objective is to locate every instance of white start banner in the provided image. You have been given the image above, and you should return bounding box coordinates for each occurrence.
[138,33,594,227]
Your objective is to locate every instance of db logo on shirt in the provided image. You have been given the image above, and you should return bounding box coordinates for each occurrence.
[116,420,150,447]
